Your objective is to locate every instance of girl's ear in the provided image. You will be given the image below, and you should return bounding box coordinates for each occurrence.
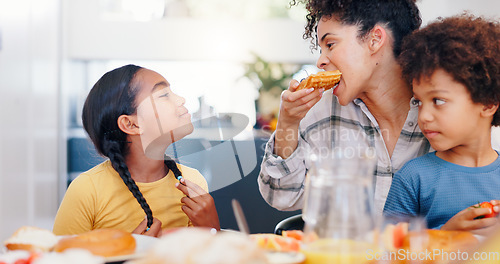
[368,25,387,54]
[117,115,142,135]
[481,103,499,118]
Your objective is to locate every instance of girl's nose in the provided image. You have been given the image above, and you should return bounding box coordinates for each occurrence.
[174,93,186,106]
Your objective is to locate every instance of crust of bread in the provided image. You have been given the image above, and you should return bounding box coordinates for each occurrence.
[5,243,38,251]
[4,226,58,252]
[54,229,136,257]
[296,70,342,91]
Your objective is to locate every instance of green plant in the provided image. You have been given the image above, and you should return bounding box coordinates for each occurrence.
[244,54,301,95]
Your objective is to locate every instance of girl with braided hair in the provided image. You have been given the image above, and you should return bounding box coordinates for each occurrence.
[53,65,220,237]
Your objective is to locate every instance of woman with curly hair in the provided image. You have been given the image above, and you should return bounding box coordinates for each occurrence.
[384,14,500,233]
[258,0,429,217]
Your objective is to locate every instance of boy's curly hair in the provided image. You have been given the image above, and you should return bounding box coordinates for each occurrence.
[399,14,500,126]
[290,0,421,57]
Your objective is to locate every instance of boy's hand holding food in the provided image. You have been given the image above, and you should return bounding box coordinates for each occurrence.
[474,201,500,219]
[442,201,499,236]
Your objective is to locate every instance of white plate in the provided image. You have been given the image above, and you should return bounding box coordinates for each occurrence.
[265,251,306,264]
[104,234,158,263]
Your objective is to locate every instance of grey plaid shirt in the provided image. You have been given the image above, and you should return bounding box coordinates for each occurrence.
[258,91,431,217]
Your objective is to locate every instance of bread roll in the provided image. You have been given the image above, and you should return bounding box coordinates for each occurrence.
[296,70,342,91]
[54,229,136,257]
[4,226,59,252]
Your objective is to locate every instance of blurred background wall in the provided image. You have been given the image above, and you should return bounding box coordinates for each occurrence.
[0,0,498,241]
[0,0,61,240]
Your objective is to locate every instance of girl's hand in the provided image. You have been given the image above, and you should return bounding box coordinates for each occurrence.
[441,204,498,236]
[132,217,163,238]
[176,178,220,230]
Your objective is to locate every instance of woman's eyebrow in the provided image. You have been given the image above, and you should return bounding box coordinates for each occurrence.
[320,32,333,42]
[151,81,169,92]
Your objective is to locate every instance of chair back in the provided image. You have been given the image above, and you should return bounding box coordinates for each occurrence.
[274,214,304,235]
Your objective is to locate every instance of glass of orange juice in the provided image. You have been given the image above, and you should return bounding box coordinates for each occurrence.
[302,238,378,264]
[302,147,378,264]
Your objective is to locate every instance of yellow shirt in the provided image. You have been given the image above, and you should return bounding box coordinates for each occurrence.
[53,160,208,235]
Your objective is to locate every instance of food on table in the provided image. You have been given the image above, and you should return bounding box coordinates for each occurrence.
[4,226,59,252]
[54,229,135,257]
[250,233,301,252]
[296,70,342,91]
[380,222,480,264]
[129,228,268,264]
[0,249,104,264]
[281,230,304,242]
[475,201,499,219]
[393,229,479,264]
[2,227,126,263]
[0,250,39,264]
[382,222,409,251]
[33,249,105,264]
[382,222,478,251]
[402,229,479,252]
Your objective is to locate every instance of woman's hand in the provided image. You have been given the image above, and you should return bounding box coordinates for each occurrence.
[278,80,324,128]
[274,80,324,159]
[441,204,499,236]
[132,217,163,238]
[176,178,221,230]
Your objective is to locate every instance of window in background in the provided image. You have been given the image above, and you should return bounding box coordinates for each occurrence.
[99,0,307,21]
[73,60,259,137]
[70,60,317,135]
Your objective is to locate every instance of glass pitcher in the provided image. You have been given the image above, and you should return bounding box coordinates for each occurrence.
[302,147,378,264]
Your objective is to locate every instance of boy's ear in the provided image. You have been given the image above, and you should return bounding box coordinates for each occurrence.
[481,103,499,118]
[117,115,142,135]
[368,25,387,54]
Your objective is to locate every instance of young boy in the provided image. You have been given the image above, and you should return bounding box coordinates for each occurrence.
[383,14,500,234]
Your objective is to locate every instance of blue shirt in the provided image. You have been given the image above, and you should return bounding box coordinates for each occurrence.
[383,152,500,229]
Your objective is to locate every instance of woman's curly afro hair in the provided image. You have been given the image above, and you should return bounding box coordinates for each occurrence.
[399,14,500,126]
[290,0,421,57]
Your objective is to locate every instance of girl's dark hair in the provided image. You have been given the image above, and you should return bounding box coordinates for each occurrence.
[399,14,500,126]
[82,64,183,228]
[290,0,421,56]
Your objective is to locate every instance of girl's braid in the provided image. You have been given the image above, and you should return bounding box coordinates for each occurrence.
[103,136,154,228]
[164,155,182,180]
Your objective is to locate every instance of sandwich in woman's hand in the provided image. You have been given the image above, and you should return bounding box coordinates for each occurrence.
[296,70,342,91]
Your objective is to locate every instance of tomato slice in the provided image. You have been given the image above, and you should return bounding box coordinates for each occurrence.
[480,202,498,218]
